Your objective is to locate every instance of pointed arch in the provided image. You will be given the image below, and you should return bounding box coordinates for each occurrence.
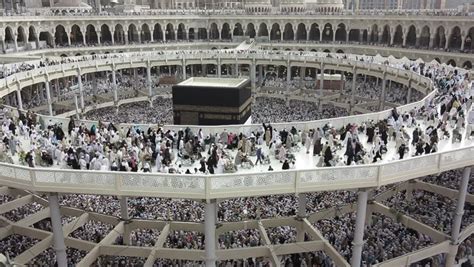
[141,24,151,43]
[270,23,281,41]
[370,24,379,43]
[233,23,244,36]
[449,26,462,50]
[362,29,368,43]
[70,24,83,45]
[188,28,195,40]
[258,23,269,37]
[296,23,306,41]
[221,23,231,40]
[381,25,390,44]
[85,24,98,44]
[153,23,163,41]
[434,26,446,49]
[405,25,417,47]
[197,28,207,40]
[335,23,346,42]
[209,23,219,40]
[246,23,256,38]
[309,23,320,41]
[177,23,186,40]
[419,26,430,48]
[55,25,68,46]
[4,27,14,45]
[114,24,125,44]
[393,25,403,45]
[322,23,333,42]
[283,23,294,41]
[39,31,53,47]
[100,24,112,44]
[16,26,27,46]
[27,26,36,42]
[464,27,474,51]
[128,24,139,43]
[165,24,175,40]
[348,29,360,42]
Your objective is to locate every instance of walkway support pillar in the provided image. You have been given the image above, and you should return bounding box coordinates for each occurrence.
[16,83,23,110]
[74,94,80,119]
[406,79,412,104]
[77,71,84,111]
[112,69,118,105]
[446,166,472,267]
[147,64,153,107]
[296,193,307,242]
[205,200,217,267]
[250,62,256,90]
[49,193,68,267]
[45,80,53,116]
[379,72,387,111]
[120,196,131,245]
[350,189,368,267]
[350,67,357,114]
[319,63,325,112]
[217,58,222,78]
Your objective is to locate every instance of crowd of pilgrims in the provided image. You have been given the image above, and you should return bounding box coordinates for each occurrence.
[1,62,472,174]
[0,169,473,266]
[0,51,473,266]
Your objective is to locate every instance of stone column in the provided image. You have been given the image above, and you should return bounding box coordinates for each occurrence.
[379,72,387,111]
[45,80,53,116]
[77,72,84,110]
[97,31,101,45]
[319,63,324,112]
[49,193,68,267]
[250,62,256,90]
[446,167,472,266]
[286,64,291,89]
[74,94,80,119]
[147,65,153,104]
[205,200,217,267]
[112,69,118,105]
[406,79,412,104]
[16,83,23,110]
[296,193,307,242]
[350,189,369,267]
[350,67,357,114]
[120,197,131,245]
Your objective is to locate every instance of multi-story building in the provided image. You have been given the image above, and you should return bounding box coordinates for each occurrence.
[344,0,446,10]
[357,0,400,10]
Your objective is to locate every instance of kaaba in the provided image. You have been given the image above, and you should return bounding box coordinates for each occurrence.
[172,77,252,125]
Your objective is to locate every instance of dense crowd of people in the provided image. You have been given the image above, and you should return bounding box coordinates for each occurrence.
[383,189,474,234]
[1,175,473,266]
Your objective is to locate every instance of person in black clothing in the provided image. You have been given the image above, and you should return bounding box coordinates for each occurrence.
[199,158,206,173]
[282,160,290,170]
[345,139,362,165]
[424,142,432,154]
[415,141,425,156]
[68,117,75,135]
[398,143,406,159]
[366,123,375,143]
[207,156,215,174]
[25,151,34,168]
[323,143,333,167]
[412,127,420,146]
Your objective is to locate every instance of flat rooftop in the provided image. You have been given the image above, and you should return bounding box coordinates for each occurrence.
[177,77,249,88]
